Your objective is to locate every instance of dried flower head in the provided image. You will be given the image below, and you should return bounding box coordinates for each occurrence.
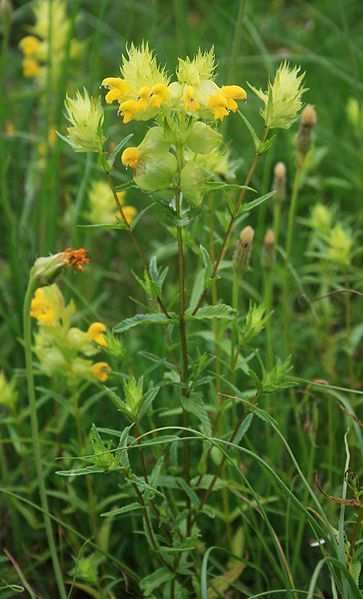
[297,104,317,158]
[272,161,287,204]
[261,229,276,270]
[233,226,255,273]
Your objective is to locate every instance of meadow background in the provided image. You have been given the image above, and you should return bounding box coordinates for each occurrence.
[1,0,363,597]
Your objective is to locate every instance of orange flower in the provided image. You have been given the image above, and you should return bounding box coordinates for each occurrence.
[63,248,90,271]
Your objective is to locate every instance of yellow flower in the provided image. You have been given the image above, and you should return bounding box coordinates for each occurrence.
[19,35,41,55]
[30,288,57,326]
[207,93,229,120]
[22,57,41,78]
[101,77,130,104]
[121,147,141,169]
[150,83,170,108]
[119,99,141,124]
[185,85,200,111]
[91,362,110,382]
[88,322,108,347]
[221,85,247,111]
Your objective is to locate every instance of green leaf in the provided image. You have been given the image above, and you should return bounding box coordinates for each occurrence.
[257,135,275,154]
[76,222,128,230]
[189,268,206,312]
[237,110,260,150]
[113,313,173,333]
[100,502,142,518]
[56,465,106,477]
[130,202,156,231]
[240,191,275,215]
[186,304,235,320]
[200,244,213,279]
[181,393,212,436]
[106,134,134,169]
[140,567,174,596]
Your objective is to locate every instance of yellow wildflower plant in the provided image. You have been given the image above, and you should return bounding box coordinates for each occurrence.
[250,61,306,129]
[101,44,247,124]
[87,180,136,225]
[31,284,110,384]
[64,89,106,153]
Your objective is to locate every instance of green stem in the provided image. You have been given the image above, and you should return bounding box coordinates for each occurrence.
[264,270,273,368]
[230,270,240,378]
[23,278,67,599]
[283,162,303,351]
[105,171,171,320]
[192,128,269,314]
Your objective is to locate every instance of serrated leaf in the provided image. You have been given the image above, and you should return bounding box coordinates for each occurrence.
[189,268,206,312]
[113,313,173,333]
[200,244,213,279]
[140,567,174,596]
[237,110,260,149]
[186,304,235,320]
[101,502,142,518]
[240,191,275,215]
[181,394,211,436]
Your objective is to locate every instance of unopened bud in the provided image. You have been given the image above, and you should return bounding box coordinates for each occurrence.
[272,161,286,204]
[297,104,317,158]
[233,226,254,273]
[261,229,276,270]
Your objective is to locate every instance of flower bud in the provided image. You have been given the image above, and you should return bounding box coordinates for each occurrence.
[122,376,144,421]
[64,89,105,153]
[296,104,317,158]
[41,348,67,375]
[186,122,222,154]
[0,371,17,408]
[261,229,275,270]
[233,226,254,273]
[272,161,286,205]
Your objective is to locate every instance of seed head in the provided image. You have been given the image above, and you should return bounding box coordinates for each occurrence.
[272,161,286,204]
[297,104,317,158]
[233,226,254,273]
[261,229,276,270]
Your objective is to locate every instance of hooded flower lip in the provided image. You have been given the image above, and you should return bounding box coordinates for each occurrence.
[207,93,229,120]
[88,322,108,347]
[121,147,141,169]
[185,85,200,111]
[101,77,130,104]
[30,288,57,325]
[221,85,247,111]
[91,362,110,382]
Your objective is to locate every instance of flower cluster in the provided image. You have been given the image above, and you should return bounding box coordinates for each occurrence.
[30,284,110,384]
[64,89,106,153]
[87,180,136,225]
[18,0,83,86]
[101,44,247,124]
[307,204,353,268]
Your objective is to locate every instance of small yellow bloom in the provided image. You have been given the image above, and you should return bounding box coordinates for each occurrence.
[207,93,229,120]
[19,35,41,56]
[185,85,200,111]
[221,85,247,112]
[101,77,130,104]
[30,288,56,326]
[5,121,15,135]
[121,147,141,169]
[119,99,140,123]
[91,362,110,382]
[88,322,108,347]
[149,83,170,108]
[22,57,41,78]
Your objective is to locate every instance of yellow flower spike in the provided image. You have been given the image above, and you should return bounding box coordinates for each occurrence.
[207,93,229,120]
[221,85,247,111]
[91,362,110,382]
[19,35,41,56]
[119,99,141,124]
[22,57,41,78]
[185,85,200,111]
[150,83,170,108]
[121,147,141,169]
[88,322,108,347]
[101,77,130,104]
